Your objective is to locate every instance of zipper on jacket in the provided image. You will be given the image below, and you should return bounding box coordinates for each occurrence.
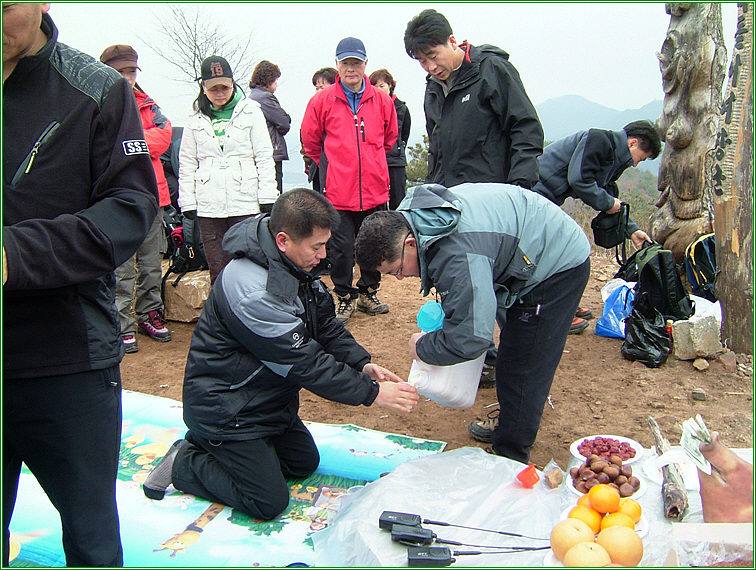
[11,121,61,186]
[229,364,264,390]
[354,114,363,210]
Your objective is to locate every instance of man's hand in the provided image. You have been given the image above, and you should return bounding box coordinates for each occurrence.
[362,363,402,383]
[409,332,424,360]
[698,431,754,523]
[630,229,653,249]
[605,198,621,215]
[373,381,419,413]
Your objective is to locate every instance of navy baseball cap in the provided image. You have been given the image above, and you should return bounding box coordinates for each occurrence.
[336,37,367,62]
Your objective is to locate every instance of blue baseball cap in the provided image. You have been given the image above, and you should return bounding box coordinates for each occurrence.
[336,37,367,62]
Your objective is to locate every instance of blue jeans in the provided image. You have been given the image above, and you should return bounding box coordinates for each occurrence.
[3,366,124,567]
[493,259,591,463]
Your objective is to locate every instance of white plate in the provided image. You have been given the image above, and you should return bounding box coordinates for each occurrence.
[642,447,701,490]
[560,506,649,539]
[566,474,646,500]
[570,434,644,465]
[543,550,564,567]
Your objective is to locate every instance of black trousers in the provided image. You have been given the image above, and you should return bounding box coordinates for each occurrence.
[328,206,386,299]
[172,418,320,520]
[493,259,591,463]
[3,367,124,567]
[274,161,283,194]
[388,166,407,210]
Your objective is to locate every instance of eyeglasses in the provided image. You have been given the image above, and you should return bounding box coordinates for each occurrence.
[387,232,411,276]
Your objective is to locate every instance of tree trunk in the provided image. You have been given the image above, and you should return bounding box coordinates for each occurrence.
[712,4,753,355]
[650,3,727,262]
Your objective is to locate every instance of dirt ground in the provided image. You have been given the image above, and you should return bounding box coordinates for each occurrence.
[120,252,753,470]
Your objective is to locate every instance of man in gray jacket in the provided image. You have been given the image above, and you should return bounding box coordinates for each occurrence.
[355,184,590,463]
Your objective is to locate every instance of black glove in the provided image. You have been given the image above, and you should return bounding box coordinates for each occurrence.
[182,209,197,221]
[259,203,274,214]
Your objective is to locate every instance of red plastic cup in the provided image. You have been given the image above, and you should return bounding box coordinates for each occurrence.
[516,464,540,488]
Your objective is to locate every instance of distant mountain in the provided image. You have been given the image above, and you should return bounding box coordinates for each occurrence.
[536,95,663,173]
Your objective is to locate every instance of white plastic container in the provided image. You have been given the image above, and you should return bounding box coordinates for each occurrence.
[408,352,485,409]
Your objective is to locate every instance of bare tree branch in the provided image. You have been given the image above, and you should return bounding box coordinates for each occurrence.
[138,5,257,87]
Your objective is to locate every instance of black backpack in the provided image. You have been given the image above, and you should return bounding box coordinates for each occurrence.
[161,206,208,302]
[684,233,717,302]
[633,242,694,322]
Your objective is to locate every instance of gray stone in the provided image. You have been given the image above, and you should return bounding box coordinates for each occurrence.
[713,350,738,373]
[691,388,708,400]
[672,316,723,360]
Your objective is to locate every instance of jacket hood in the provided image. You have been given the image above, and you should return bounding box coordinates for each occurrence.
[397,184,462,293]
[222,216,327,300]
[470,43,510,61]
[612,129,634,170]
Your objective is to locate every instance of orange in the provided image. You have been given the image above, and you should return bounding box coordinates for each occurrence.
[597,525,644,566]
[577,493,592,509]
[588,483,621,513]
[568,505,602,534]
[618,497,642,524]
[600,511,635,531]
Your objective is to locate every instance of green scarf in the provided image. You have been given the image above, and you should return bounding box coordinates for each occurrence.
[210,89,242,148]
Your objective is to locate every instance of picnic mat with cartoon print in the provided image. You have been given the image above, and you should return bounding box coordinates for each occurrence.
[8,390,446,567]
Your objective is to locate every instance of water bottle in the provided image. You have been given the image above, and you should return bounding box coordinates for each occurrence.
[407,301,485,409]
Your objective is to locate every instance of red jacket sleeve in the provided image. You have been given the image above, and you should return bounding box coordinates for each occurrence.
[142,101,172,159]
[301,92,325,166]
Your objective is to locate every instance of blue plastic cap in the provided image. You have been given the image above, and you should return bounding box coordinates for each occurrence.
[417,301,444,332]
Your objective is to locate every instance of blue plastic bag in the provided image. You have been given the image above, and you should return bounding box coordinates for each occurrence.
[595,285,635,338]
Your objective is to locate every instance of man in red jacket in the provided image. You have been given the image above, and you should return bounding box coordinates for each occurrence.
[100,44,173,353]
[301,37,398,324]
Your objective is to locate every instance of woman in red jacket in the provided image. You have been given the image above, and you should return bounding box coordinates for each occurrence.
[100,45,173,353]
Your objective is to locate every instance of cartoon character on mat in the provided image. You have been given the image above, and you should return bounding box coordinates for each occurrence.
[7,530,49,563]
[154,503,225,557]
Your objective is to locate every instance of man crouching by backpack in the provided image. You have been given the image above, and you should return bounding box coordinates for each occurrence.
[142,188,418,519]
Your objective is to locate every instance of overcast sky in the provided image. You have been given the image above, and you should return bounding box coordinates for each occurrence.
[50,2,738,183]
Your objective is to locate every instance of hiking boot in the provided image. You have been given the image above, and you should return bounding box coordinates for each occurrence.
[575,306,594,320]
[335,296,355,324]
[143,439,187,500]
[569,316,589,334]
[122,333,138,354]
[478,362,496,389]
[357,288,389,315]
[468,409,499,443]
[138,310,172,342]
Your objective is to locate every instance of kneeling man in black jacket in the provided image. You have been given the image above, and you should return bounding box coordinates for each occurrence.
[143,188,418,519]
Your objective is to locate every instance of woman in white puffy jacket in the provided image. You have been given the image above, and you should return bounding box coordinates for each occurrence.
[178,55,278,282]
